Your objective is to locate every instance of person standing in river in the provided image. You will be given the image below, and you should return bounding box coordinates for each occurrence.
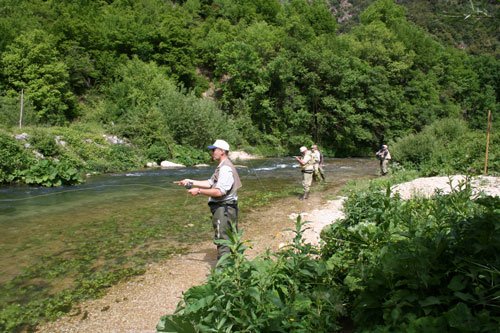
[295,146,315,200]
[176,139,242,261]
[311,144,326,182]
[375,144,391,175]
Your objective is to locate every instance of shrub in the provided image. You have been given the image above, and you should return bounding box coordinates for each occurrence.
[0,131,32,183]
[1,126,146,186]
[392,118,499,175]
[321,180,500,332]
[158,219,345,332]
[29,129,60,157]
[171,144,210,166]
[104,145,143,172]
[23,159,82,187]
[146,144,170,164]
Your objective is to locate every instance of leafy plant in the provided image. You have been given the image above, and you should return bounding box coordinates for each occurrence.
[0,131,32,183]
[171,144,210,166]
[158,218,345,332]
[23,159,82,186]
[321,178,500,332]
[392,118,499,175]
[29,129,60,157]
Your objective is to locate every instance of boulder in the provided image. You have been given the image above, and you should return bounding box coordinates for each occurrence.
[229,151,260,161]
[160,161,185,168]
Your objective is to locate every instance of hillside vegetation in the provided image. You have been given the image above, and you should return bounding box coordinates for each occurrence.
[0,0,498,186]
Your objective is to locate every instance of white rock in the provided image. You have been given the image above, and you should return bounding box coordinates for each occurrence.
[15,133,29,140]
[55,135,67,147]
[391,175,500,199]
[229,151,260,161]
[103,134,128,145]
[160,161,185,168]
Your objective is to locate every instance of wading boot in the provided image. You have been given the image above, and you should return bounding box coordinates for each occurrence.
[303,191,309,200]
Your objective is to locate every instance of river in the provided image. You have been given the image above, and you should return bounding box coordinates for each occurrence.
[0,157,377,320]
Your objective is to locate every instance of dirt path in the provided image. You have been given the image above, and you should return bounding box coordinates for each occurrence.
[37,185,339,333]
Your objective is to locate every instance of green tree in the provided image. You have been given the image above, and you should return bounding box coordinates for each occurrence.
[1,29,76,125]
[94,57,240,156]
[92,57,175,151]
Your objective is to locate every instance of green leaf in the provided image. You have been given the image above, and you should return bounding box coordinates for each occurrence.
[247,286,261,303]
[448,275,466,292]
[418,296,441,307]
[156,315,197,333]
[445,302,477,330]
[453,291,475,302]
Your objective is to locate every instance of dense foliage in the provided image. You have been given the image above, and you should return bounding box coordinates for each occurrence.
[158,178,500,332]
[0,1,498,184]
[0,126,142,186]
[335,0,499,59]
[391,117,499,176]
[158,219,346,332]
[323,180,500,332]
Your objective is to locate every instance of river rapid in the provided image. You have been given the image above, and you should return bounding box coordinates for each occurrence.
[0,157,377,313]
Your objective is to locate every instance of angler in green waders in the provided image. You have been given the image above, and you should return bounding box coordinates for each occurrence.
[176,139,242,261]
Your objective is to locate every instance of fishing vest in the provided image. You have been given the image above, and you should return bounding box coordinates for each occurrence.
[209,158,242,203]
[301,151,315,171]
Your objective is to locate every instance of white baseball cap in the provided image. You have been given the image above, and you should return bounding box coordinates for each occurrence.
[208,139,230,151]
[300,146,307,153]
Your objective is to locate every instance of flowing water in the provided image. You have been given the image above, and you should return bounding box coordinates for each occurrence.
[0,157,377,311]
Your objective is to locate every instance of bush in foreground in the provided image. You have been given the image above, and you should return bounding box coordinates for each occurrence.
[157,178,500,332]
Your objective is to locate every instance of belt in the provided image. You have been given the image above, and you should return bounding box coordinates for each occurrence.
[208,200,238,207]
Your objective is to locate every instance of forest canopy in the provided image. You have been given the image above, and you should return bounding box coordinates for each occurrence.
[0,0,498,158]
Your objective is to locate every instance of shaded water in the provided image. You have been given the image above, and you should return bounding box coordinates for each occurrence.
[0,158,376,303]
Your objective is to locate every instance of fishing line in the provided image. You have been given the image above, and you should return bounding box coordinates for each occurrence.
[243,160,296,193]
[245,167,270,192]
[0,183,175,202]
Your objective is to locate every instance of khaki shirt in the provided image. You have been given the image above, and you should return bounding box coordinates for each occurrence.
[301,151,314,171]
[312,150,321,166]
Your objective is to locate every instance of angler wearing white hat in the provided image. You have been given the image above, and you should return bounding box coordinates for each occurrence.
[375,144,391,175]
[295,146,314,200]
[176,139,242,261]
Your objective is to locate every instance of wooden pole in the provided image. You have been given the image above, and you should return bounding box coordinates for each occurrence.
[19,89,24,129]
[484,110,491,175]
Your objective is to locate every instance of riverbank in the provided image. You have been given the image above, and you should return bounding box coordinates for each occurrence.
[36,180,342,333]
[36,175,499,333]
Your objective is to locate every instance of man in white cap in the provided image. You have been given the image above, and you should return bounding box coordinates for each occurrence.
[375,144,391,175]
[176,139,242,261]
[295,146,314,200]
